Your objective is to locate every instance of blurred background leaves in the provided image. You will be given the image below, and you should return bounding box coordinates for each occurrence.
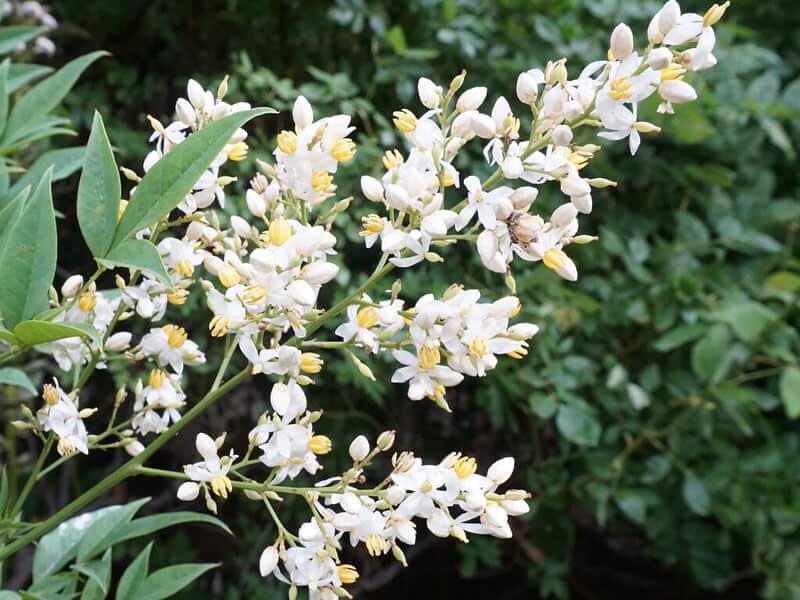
[8,0,800,597]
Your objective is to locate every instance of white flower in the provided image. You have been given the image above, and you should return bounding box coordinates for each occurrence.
[181,433,237,500]
[140,325,206,374]
[391,350,463,401]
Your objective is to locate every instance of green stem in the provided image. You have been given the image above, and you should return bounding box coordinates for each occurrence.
[10,435,53,516]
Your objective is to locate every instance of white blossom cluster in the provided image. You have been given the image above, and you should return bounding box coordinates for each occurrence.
[3,1,58,55]
[19,1,729,595]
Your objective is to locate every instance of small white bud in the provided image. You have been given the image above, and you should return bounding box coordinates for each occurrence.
[349,435,370,462]
[511,186,538,211]
[124,439,145,456]
[61,275,84,298]
[293,95,313,131]
[471,113,496,139]
[488,457,515,485]
[551,203,578,227]
[246,189,266,218]
[659,80,697,104]
[259,546,279,577]
[648,47,673,70]
[456,86,487,112]
[177,481,200,501]
[187,79,206,110]
[515,71,539,104]
[551,124,573,147]
[451,111,475,138]
[175,98,196,127]
[105,332,132,352]
[609,23,634,61]
[417,77,440,109]
[658,1,681,35]
[360,176,384,202]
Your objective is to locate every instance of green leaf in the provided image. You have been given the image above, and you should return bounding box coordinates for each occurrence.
[0,366,35,393]
[33,504,118,582]
[112,107,272,246]
[780,367,800,419]
[76,497,150,561]
[97,239,171,289]
[112,511,232,545]
[556,402,601,446]
[73,548,112,598]
[615,489,647,524]
[0,592,22,599]
[0,59,9,138]
[0,26,46,55]
[0,467,8,514]
[713,301,776,343]
[9,146,85,200]
[691,324,731,382]
[765,271,800,294]
[78,112,120,257]
[7,63,52,93]
[116,543,152,600]
[652,323,707,352]
[4,51,105,142]
[0,328,17,345]
[0,170,56,327]
[529,392,557,419]
[134,563,218,600]
[384,25,407,55]
[683,476,711,516]
[14,320,100,348]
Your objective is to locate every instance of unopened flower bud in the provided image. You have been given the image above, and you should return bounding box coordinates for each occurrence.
[648,47,672,70]
[259,546,279,577]
[609,23,634,61]
[293,95,313,131]
[176,98,195,127]
[456,86,487,112]
[417,77,440,109]
[349,435,370,462]
[392,544,408,567]
[516,71,539,104]
[586,177,618,188]
[360,176,384,202]
[551,124,573,146]
[659,80,697,104]
[61,275,84,298]
[447,70,466,97]
[377,430,396,451]
[511,186,538,211]
[124,439,144,456]
[471,113,496,138]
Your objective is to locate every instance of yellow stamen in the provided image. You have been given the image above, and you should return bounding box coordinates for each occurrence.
[148,368,166,388]
[510,300,522,318]
[507,345,528,359]
[331,138,357,162]
[78,291,97,312]
[418,344,440,371]
[360,214,384,237]
[210,473,232,498]
[308,434,332,455]
[241,284,267,305]
[277,130,298,154]
[402,307,415,326]
[227,141,248,162]
[543,247,568,272]
[660,63,686,81]
[454,456,477,479]
[609,76,633,101]
[365,533,387,557]
[268,217,292,246]
[382,149,404,170]
[442,172,455,187]
[356,307,380,329]
[338,564,359,585]
[392,109,417,133]
[42,384,59,406]
[209,315,230,337]
[217,264,240,288]
[703,1,730,27]
[57,439,76,457]
[167,289,189,305]
[468,337,488,359]
[300,352,323,374]
[162,324,188,348]
[175,259,194,278]
[310,170,334,193]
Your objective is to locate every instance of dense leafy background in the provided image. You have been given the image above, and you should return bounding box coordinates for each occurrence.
[6,0,800,598]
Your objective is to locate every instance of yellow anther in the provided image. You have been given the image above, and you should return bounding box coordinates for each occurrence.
[703,1,730,27]
[277,130,298,154]
[148,368,166,389]
[241,284,266,305]
[454,456,477,479]
[57,439,76,457]
[468,337,488,359]
[382,149,404,170]
[609,76,633,101]
[162,324,188,348]
[268,217,292,246]
[442,172,455,187]
[310,170,334,193]
[117,199,128,223]
[331,138,357,162]
[42,383,59,406]
[660,63,686,81]
[227,141,248,162]
[175,259,194,278]
[210,473,232,499]
[209,315,230,337]
[402,307,416,326]
[308,434,332,455]
[167,289,189,305]
[543,247,569,272]
[217,264,240,288]
[365,533,387,557]
[392,109,417,133]
[78,291,97,312]
[356,307,380,329]
[510,299,522,318]
[338,564,359,585]
[300,352,323,374]
[418,344,440,371]
[507,345,529,359]
[360,214,384,237]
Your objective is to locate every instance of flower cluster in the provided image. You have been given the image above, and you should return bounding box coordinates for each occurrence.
[10,2,729,596]
[3,1,58,55]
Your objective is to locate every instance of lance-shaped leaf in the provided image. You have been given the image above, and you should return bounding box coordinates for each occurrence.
[78,111,120,257]
[0,367,36,394]
[13,320,101,348]
[133,563,218,600]
[7,63,52,93]
[7,146,85,199]
[97,239,172,289]
[0,26,46,55]
[0,59,9,138]
[0,169,56,327]
[112,107,273,246]
[4,51,105,143]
